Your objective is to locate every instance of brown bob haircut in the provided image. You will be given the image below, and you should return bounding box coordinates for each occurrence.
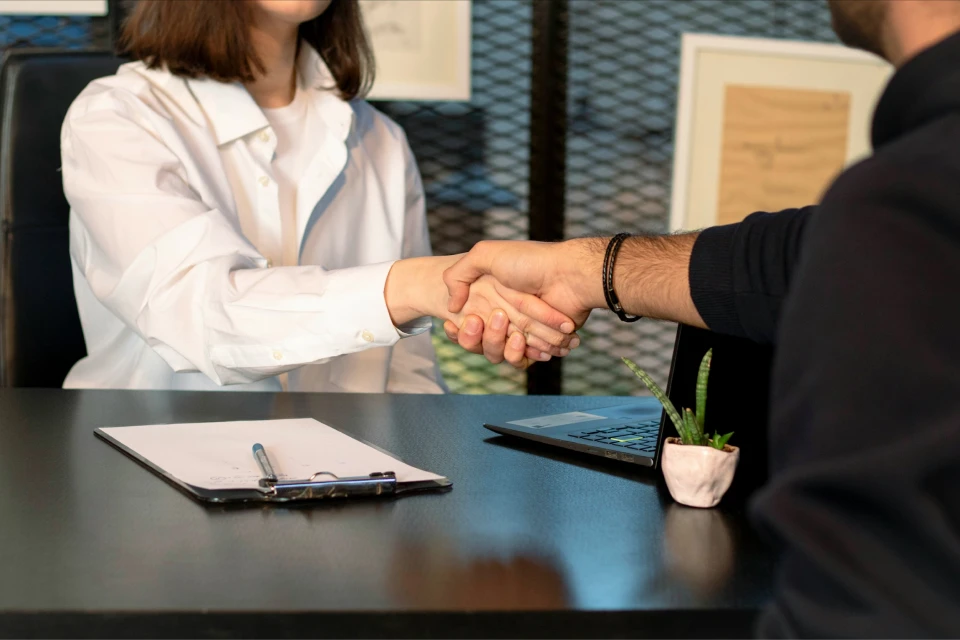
[119,0,374,100]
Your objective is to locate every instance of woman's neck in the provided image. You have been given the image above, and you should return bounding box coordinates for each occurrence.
[245,18,299,109]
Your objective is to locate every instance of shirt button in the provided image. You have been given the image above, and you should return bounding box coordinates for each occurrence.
[258,130,270,142]
[361,330,375,343]
[258,176,270,187]
[272,350,283,361]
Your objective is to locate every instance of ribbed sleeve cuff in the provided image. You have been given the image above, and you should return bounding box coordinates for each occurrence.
[689,224,741,335]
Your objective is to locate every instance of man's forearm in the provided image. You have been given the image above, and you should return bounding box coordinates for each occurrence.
[566,234,707,328]
[568,207,812,341]
[616,234,706,326]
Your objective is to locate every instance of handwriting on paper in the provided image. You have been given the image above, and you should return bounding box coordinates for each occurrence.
[716,85,851,225]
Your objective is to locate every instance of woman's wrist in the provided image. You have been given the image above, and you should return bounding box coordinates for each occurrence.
[384,258,423,326]
[384,256,457,326]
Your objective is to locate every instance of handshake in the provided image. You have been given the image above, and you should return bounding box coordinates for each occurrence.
[385,235,702,369]
[438,239,604,369]
[384,234,704,368]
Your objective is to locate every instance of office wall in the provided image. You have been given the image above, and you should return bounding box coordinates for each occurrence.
[0,0,838,396]
[562,0,836,395]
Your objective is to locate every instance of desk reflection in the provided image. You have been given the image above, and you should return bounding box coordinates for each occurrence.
[662,504,735,594]
[389,540,572,609]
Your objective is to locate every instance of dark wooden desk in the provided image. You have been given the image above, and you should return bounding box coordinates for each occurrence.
[0,390,773,638]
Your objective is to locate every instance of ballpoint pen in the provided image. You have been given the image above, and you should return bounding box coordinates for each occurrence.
[252,442,278,484]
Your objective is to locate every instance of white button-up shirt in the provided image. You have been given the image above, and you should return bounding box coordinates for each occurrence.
[61,46,444,394]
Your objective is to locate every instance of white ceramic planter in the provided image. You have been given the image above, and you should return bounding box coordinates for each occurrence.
[660,437,739,508]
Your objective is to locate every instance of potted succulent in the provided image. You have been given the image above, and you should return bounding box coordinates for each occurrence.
[623,350,738,508]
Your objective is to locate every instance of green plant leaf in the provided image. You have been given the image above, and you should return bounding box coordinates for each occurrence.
[717,431,734,448]
[683,408,706,446]
[681,409,697,446]
[622,358,685,437]
[695,349,712,430]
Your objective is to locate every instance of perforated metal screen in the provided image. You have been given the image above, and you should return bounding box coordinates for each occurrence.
[0,0,839,396]
[0,14,108,50]
[562,0,836,395]
[375,0,533,395]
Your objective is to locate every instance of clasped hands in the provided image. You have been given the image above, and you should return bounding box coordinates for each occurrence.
[386,240,601,369]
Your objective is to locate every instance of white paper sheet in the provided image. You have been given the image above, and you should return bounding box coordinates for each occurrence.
[100,418,444,490]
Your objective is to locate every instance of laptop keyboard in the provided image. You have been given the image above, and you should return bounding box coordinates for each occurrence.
[568,420,660,454]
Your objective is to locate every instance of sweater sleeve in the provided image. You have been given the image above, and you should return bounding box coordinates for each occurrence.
[687,206,815,344]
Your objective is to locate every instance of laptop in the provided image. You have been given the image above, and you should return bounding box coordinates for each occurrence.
[484,324,774,476]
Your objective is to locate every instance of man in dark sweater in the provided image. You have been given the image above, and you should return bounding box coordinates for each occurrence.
[442,0,960,636]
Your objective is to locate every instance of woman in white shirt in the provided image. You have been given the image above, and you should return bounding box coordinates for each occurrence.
[61,0,576,393]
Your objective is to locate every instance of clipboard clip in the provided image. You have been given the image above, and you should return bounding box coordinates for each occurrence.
[258,471,398,500]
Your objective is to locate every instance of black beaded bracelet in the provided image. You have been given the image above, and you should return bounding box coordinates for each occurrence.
[602,233,641,323]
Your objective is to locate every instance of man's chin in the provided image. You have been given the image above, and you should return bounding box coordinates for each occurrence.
[828,0,889,60]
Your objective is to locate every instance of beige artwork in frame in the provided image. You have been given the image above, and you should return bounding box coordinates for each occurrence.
[669,33,892,232]
[360,0,472,101]
[0,0,106,14]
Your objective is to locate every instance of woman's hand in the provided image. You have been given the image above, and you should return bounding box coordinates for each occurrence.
[384,256,578,366]
[454,276,576,367]
[442,315,562,369]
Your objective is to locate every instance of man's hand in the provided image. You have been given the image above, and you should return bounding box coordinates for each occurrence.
[385,254,580,369]
[442,234,706,368]
[444,239,604,323]
[440,240,602,368]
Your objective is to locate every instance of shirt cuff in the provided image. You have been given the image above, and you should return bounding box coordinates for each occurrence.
[322,260,405,347]
[397,316,433,338]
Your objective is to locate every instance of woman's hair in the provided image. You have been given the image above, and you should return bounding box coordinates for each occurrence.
[119,0,374,100]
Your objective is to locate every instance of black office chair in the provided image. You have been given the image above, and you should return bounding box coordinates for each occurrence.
[0,50,124,387]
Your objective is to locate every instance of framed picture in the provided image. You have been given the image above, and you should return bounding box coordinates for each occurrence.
[0,0,107,14]
[669,33,892,231]
[360,0,471,101]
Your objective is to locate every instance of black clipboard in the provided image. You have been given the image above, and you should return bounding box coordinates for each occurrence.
[95,427,452,504]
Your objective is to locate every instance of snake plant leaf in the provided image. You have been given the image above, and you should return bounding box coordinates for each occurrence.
[710,431,722,449]
[675,410,692,444]
[696,349,712,430]
[708,431,734,449]
[622,358,684,436]
[683,408,705,446]
[680,409,695,445]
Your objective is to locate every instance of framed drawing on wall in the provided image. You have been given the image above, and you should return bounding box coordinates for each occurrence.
[360,0,471,101]
[669,33,892,232]
[0,0,106,14]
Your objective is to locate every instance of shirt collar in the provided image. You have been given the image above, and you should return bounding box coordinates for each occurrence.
[297,43,355,143]
[871,28,960,149]
[185,43,355,146]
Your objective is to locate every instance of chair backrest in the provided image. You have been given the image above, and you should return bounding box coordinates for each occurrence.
[0,50,124,387]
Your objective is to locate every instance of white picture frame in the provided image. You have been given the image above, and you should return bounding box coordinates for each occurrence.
[360,0,472,102]
[0,0,107,15]
[669,33,893,232]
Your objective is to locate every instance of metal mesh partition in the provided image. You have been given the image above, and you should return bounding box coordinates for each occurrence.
[0,0,840,396]
[563,0,837,396]
[0,14,108,51]
[375,0,533,395]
